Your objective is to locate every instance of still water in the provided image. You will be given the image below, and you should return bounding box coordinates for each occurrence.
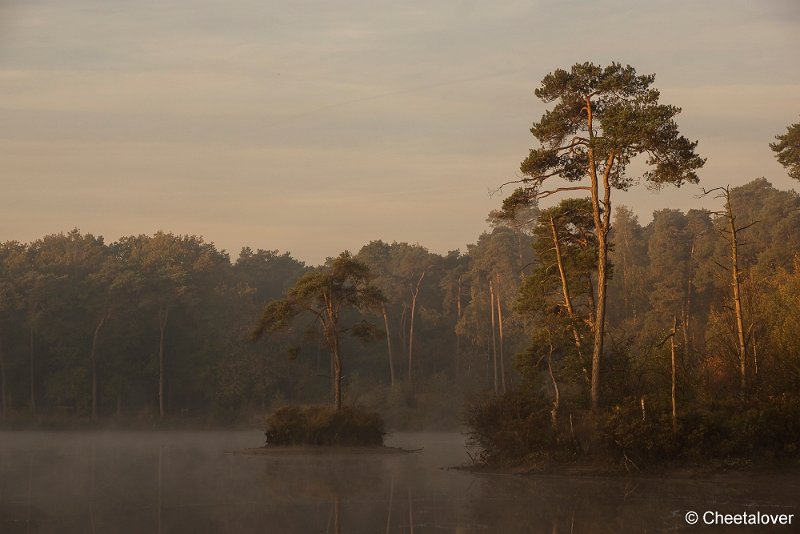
[0,431,797,533]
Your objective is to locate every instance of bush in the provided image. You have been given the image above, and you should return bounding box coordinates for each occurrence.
[465,387,557,466]
[599,397,800,466]
[465,390,800,469]
[264,404,385,447]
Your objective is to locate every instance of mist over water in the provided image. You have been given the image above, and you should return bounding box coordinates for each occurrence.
[0,431,797,533]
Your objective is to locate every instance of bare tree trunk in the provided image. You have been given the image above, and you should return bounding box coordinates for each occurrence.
[158,304,169,420]
[726,192,748,398]
[407,271,425,383]
[330,324,342,411]
[455,274,462,378]
[489,278,498,393]
[90,313,109,422]
[381,304,394,387]
[495,274,506,393]
[671,316,678,434]
[682,241,695,367]
[29,325,36,416]
[399,304,408,365]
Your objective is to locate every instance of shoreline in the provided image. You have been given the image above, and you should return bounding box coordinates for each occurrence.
[235,444,420,456]
[457,458,800,479]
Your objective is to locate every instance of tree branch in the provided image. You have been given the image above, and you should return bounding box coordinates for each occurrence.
[534,186,592,200]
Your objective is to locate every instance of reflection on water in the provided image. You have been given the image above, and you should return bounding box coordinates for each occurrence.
[0,430,797,533]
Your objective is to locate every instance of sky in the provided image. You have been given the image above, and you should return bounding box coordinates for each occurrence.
[1,0,799,265]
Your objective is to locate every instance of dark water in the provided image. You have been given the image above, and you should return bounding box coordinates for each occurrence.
[0,431,797,533]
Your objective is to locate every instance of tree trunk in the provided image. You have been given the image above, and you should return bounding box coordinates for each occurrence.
[381,304,395,388]
[726,192,748,397]
[331,343,343,410]
[489,278,498,393]
[158,304,169,420]
[752,322,759,380]
[399,304,408,364]
[495,273,506,393]
[407,271,425,383]
[0,332,6,421]
[29,325,36,416]
[90,313,109,422]
[682,241,695,367]
[550,214,589,385]
[546,336,559,431]
[590,193,610,412]
[455,274,462,378]
[671,316,678,434]
[324,298,343,410]
[586,95,615,412]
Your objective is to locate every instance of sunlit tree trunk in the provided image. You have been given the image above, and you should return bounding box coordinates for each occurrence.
[549,214,589,386]
[724,191,748,397]
[671,316,678,434]
[495,274,506,393]
[682,241,695,366]
[586,96,615,411]
[455,274,462,378]
[489,278,498,393]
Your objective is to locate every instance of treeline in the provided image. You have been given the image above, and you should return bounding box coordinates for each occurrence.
[0,218,535,426]
[0,178,798,437]
[469,178,800,466]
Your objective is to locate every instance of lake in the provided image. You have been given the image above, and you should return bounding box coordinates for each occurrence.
[0,430,797,532]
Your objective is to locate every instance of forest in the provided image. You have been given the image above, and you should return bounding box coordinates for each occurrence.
[0,178,797,432]
[2,63,800,470]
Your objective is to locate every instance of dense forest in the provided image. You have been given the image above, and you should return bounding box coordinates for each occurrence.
[0,178,797,433]
[1,62,799,470]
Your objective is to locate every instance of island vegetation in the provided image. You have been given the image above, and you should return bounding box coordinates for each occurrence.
[0,62,798,469]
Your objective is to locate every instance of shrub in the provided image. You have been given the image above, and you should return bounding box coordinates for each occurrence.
[264,404,385,447]
[465,387,556,466]
[466,391,800,469]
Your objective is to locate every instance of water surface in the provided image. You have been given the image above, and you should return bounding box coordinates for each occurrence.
[0,431,797,533]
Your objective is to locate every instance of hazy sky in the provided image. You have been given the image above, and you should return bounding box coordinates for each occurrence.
[2,0,798,264]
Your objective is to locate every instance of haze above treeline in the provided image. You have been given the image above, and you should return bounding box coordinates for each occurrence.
[3,1,799,264]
